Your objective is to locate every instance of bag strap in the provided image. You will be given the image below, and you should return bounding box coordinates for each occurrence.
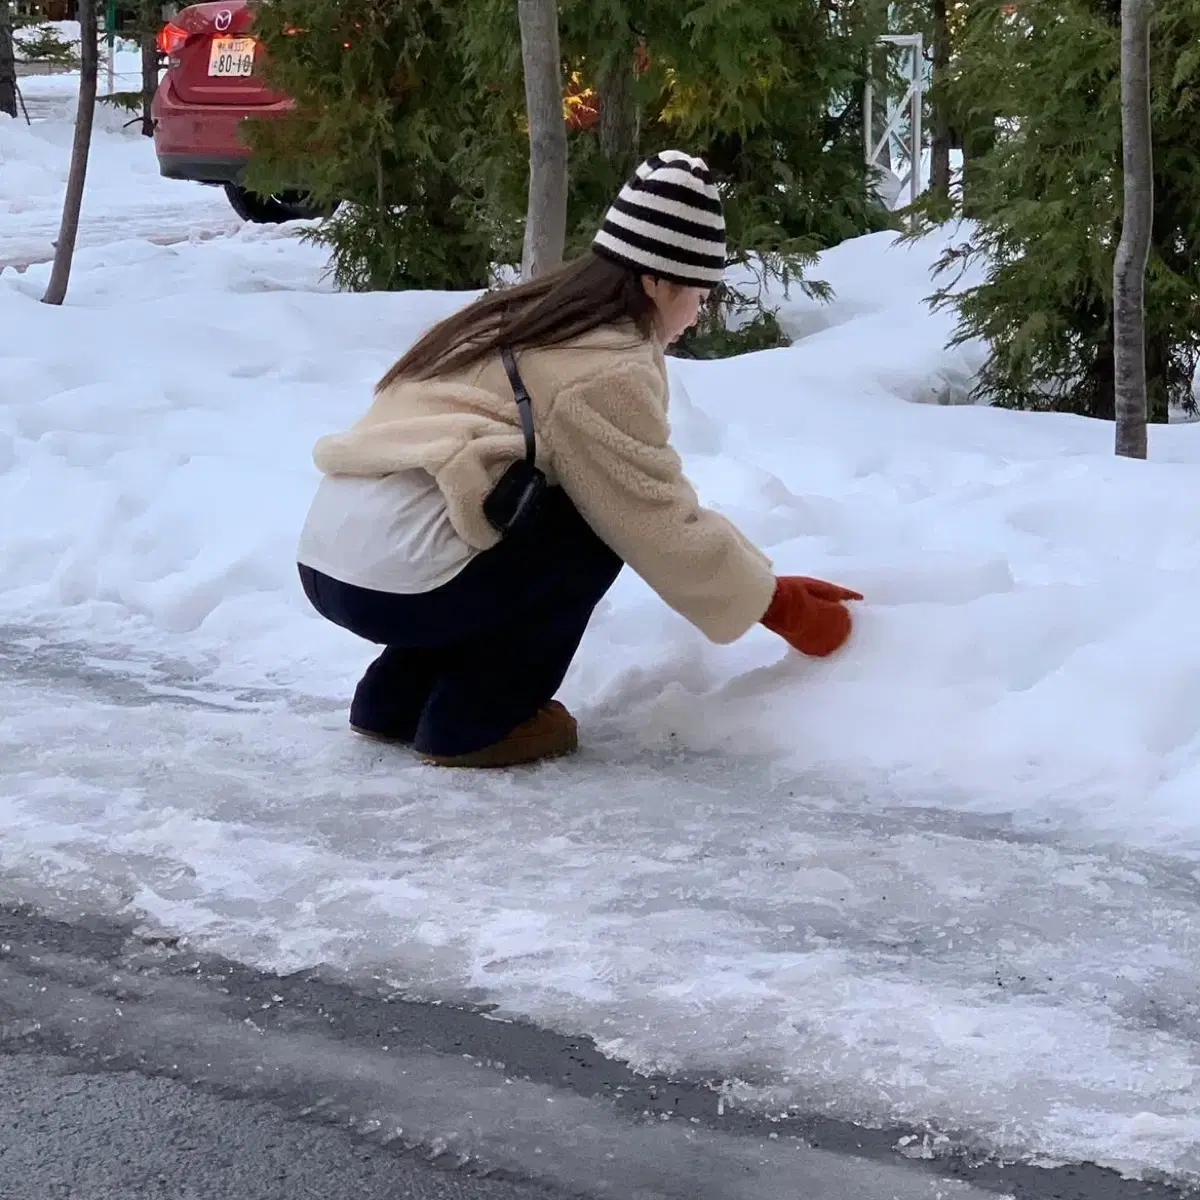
[499,346,537,466]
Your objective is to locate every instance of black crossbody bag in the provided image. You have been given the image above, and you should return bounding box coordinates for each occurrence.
[482,346,548,537]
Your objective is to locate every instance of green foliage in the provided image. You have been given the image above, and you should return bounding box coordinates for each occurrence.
[98,88,142,113]
[241,0,495,291]
[460,0,895,351]
[13,22,79,64]
[927,0,1200,420]
[245,0,897,357]
[674,255,831,358]
[672,302,791,360]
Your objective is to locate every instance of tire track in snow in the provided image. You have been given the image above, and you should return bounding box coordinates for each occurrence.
[2,93,243,271]
[1,221,241,273]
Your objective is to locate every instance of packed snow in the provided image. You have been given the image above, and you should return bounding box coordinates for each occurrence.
[1,54,236,269]
[3,89,1200,1188]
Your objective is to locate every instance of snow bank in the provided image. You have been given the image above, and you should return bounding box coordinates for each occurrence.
[5,225,1198,853]
[1,71,236,269]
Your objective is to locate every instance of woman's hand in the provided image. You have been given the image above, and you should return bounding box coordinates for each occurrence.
[761,576,863,658]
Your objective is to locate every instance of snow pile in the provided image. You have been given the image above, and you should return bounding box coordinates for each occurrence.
[5,226,1198,851]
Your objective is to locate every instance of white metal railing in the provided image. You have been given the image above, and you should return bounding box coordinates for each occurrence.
[864,33,925,209]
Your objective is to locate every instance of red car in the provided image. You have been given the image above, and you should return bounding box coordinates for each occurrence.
[152,2,625,224]
[151,0,324,223]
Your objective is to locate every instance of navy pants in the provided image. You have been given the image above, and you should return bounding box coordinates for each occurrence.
[298,487,623,757]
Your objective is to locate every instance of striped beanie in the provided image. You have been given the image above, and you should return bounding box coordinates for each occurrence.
[592,150,726,288]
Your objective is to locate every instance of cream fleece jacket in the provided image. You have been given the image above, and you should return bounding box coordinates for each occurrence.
[311,322,776,644]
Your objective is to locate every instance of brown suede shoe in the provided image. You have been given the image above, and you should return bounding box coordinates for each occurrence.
[421,701,578,769]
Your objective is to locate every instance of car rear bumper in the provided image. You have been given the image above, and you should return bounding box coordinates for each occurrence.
[151,75,293,185]
[157,153,248,184]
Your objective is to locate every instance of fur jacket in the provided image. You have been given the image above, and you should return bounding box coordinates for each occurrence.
[311,322,776,644]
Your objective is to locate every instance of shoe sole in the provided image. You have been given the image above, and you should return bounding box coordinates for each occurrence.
[420,729,579,769]
[349,724,411,745]
[352,723,577,768]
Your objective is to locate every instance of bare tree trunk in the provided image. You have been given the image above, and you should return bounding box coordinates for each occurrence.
[0,0,18,120]
[929,0,952,199]
[598,47,637,175]
[1113,0,1153,460]
[959,115,995,217]
[516,0,567,280]
[42,0,98,306]
[140,0,159,137]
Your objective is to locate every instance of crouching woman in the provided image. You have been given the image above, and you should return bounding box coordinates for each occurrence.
[297,151,862,769]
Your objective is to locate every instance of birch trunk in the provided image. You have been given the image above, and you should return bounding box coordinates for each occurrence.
[141,0,159,138]
[1113,0,1153,459]
[598,46,637,175]
[0,0,17,120]
[42,0,98,306]
[929,0,952,198]
[517,0,567,280]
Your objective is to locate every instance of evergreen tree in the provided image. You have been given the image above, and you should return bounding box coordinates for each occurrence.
[246,0,895,357]
[242,0,497,291]
[931,0,1200,421]
[463,0,893,351]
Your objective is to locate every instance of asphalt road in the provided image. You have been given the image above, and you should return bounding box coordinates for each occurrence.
[0,903,1189,1200]
[0,1052,555,1200]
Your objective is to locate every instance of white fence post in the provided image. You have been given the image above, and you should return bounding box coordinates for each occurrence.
[866,33,926,210]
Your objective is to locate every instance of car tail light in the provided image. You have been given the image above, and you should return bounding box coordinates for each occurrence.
[156,22,188,56]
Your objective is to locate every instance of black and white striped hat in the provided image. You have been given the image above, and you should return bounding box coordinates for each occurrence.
[592,150,726,288]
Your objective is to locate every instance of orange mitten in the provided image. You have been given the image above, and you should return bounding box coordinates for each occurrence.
[761,575,863,658]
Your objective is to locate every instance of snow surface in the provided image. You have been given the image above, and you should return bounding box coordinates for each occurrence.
[1,67,237,270]
[3,96,1200,1187]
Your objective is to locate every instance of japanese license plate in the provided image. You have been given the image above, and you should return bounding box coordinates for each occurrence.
[208,36,255,78]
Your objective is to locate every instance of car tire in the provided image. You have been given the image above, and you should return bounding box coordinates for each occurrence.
[223,184,336,224]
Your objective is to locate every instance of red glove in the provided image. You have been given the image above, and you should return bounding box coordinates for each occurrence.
[761,576,863,658]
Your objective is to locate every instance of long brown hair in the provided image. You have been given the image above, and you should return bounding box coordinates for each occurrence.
[376,251,656,391]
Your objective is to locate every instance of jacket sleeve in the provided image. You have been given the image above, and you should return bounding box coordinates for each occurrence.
[543,361,776,645]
